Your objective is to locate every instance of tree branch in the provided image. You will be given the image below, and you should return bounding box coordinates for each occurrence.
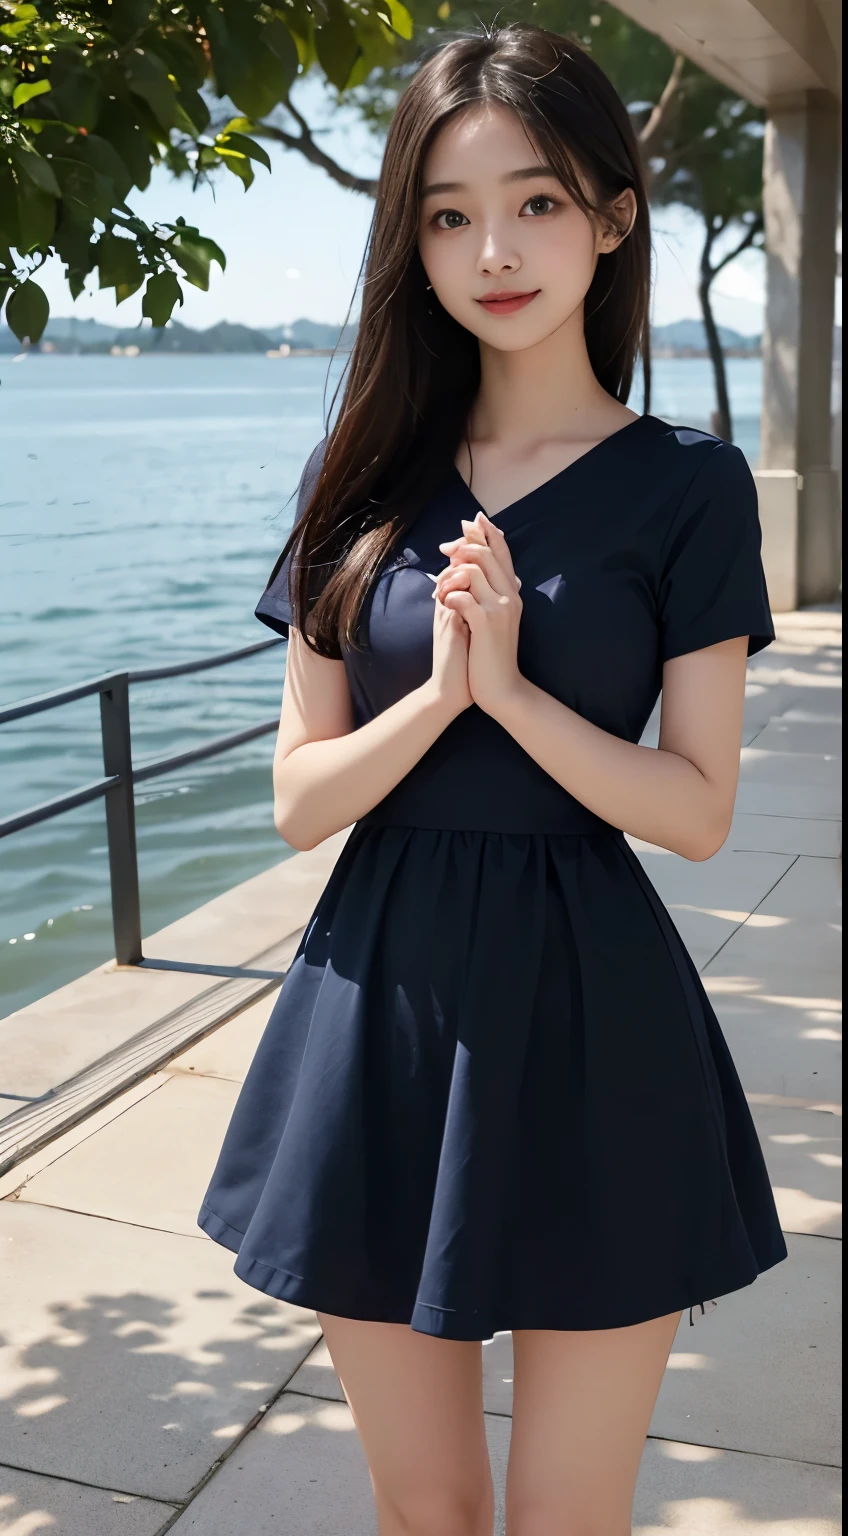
[256,100,379,198]
[639,52,686,162]
[708,216,763,278]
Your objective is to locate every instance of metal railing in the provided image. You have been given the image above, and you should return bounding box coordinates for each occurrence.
[0,638,289,981]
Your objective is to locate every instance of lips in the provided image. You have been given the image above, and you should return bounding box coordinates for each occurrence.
[475,290,540,316]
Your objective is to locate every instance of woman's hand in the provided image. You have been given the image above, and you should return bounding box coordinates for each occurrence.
[430,571,473,716]
[434,511,523,715]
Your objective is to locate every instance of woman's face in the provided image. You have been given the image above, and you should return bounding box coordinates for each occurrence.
[417,101,634,352]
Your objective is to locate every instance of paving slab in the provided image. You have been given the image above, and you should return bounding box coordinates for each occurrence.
[733,779,842,820]
[648,1233,841,1466]
[633,1438,842,1534]
[0,831,348,1099]
[165,1389,513,1536]
[0,1464,177,1536]
[0,966,205,1101]
[166,991,280,1084]
[142,831,348,969]
[747,718,842,759]
[739,746,842,789]
[165,1385,840,1536]
[633,848,795,967]
[0,1200,320,1501]
[703,965,842,1103]
[13,1072,242,1238]
[0,1072,173,1201]
[752,1102,842,1238]
[727,812,841,858]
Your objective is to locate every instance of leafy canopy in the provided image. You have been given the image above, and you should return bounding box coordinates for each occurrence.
[0,0,412,341]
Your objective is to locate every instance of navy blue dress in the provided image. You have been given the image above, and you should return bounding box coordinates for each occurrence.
[198,413,788,1339]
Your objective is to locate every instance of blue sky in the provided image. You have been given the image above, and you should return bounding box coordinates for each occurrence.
[36,78,768,336]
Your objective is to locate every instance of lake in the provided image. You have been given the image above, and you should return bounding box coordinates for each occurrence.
[0,353,763,1014]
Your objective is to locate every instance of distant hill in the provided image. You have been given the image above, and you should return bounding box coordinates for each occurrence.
[0,315,354,355]
[652,320,761,352]
[264,319,359,350]
[0,314,766,357]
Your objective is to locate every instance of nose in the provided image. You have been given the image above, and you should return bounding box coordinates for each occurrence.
[476,220,521,278]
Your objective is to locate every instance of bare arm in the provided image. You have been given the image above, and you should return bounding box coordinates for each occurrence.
[437,513,749,862]
[272,605,471,851]
[489,640,748,860]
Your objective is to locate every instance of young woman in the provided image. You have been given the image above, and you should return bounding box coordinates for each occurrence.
[199,24,787,1534]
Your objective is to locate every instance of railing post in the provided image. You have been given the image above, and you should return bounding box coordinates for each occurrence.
[99,674,142,966]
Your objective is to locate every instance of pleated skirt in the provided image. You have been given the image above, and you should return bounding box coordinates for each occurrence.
[197,824,787,1340]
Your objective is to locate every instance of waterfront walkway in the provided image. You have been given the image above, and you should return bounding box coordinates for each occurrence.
[0,610,841,1534]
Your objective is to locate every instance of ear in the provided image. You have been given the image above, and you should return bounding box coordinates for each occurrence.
[598,187,637,253]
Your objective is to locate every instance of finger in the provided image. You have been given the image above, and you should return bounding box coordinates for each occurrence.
[436,563,498,607]
[474,512,518,584]
[440,543,514,597]
[462,516,488,545]
[441,588,481,627]
[438,518,485,555]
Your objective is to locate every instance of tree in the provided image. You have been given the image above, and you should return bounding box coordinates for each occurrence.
[649,75,764,441]
[0,0,411,342]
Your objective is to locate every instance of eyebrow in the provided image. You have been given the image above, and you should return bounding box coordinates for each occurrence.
[420,165,562,197]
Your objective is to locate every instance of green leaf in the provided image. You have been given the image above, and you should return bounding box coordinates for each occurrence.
[170,230,226,290]
[13,78,52,110]
[208,9,297,119]
[315,2,360,92]
[63,132,133,203]
[15,183,56,252]
[12,3,39,17]
[54,211,97,292]
[142,269,182,327]
[176,86,210,134]
[10,145,61,197]
[215,131,271,172]
[124,48,179,131]
[51,158,116,224]
[0,166,22,252]
[97,230,145,302]
[97,100,153,191]
[6,278,49,344]
[216,150,255,190]
[262,17,300,93]
[48,52,102,131]
[381,0,413,40]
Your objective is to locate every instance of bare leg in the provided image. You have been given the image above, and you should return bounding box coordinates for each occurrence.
[317,1311,495,1536]
[506,1310,683,1536]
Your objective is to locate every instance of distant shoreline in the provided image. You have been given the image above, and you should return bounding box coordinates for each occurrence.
[1,314,769,361]
[5,344,761,360]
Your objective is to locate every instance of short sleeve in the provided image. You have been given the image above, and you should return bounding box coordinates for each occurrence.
[658,441,774,662]
[254,437,328,641]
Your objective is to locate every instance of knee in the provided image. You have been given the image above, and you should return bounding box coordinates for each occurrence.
[387,1487,493,1536]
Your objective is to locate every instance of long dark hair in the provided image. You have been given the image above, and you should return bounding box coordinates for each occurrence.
[288,21,652,656]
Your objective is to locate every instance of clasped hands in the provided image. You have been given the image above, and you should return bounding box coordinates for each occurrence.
[430,509,524,718]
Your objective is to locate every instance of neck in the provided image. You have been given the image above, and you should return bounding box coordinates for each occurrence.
[469,304,626,450]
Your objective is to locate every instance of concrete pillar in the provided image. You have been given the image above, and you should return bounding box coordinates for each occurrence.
[761,91,841,605]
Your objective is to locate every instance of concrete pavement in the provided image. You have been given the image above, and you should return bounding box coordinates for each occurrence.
[0,609,841,1534]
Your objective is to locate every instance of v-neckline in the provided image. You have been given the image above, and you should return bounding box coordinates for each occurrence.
[451,412,655,526]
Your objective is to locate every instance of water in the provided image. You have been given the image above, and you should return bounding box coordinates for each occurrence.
[0,353,762,1015]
